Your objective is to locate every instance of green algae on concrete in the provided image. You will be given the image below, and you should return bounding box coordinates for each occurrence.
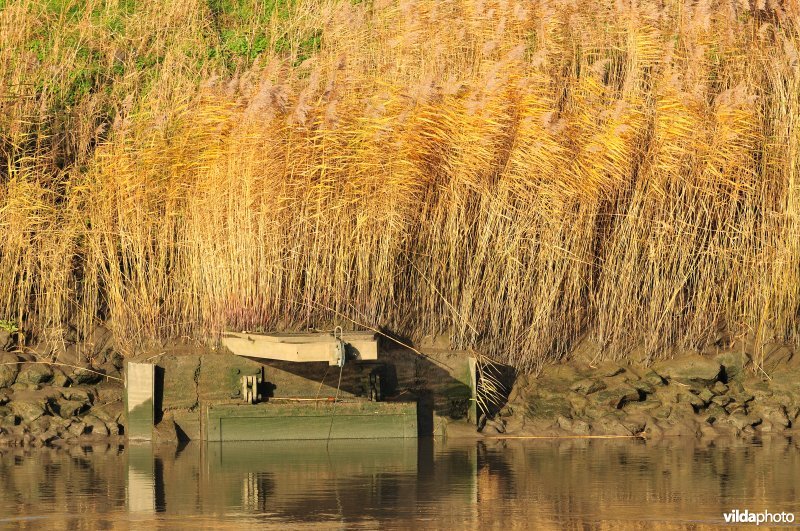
[205,401,417,441]
[125,362,154,441]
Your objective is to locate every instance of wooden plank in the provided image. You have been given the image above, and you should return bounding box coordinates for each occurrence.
[222,331,378,364]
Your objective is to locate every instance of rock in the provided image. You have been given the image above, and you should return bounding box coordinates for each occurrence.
[597,363,625,378]
[750,403,791,429]
[29,416,51,434]
[697,388,714,404]
[71,365,103,385]
[153,417,179,443]
[620,416,647,435]
[526,394,572,420]
[628,379,655,395]
[591,384,641,409]
[50,368,71,387]
[557,415,590,435]
[92,401,123,424]
[9,400,45,423]
[97,361,121,379]
[55,399,87,419]
[0,389,10,405]
[16,364,53,385]
[82,415,109,436]
[0,330,12,351]
[63,388,92,404]
[67,421,87,437]
[653,354,722,385]
[0,353,21,388]
[37,430,59,445]
[714,350,750,380]
[592,413,630,435]
[704,405,727,425]
[0,415,17,428]
[623,399,661,415]
[570,378,607,395]
[711,395,732,407]
[10,382,39,391]
[96,385,123,404]
[679,392,705,409]
[643,370,665,387]
[726,411,762,430]
[711,381,728,395]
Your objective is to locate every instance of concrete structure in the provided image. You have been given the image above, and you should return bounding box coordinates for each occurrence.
[205,401,418,441]
[125,362,154,441]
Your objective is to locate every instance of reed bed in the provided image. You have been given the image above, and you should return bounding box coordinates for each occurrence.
[1,0,799,371]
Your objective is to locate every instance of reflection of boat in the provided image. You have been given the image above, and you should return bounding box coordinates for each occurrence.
[222,330,378,367]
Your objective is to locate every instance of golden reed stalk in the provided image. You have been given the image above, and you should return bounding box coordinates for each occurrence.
[1,0,799,371]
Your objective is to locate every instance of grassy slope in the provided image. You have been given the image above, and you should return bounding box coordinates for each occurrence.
[1,0,799,371]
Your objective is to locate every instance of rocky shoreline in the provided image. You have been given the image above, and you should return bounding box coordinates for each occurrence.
[0,349,125,448]
[2,329,800,446]
[501,346,800,440]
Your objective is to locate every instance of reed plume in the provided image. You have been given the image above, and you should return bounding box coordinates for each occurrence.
[1,0,799,371]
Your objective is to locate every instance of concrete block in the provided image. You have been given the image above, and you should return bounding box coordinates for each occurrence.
[125,362,154,441]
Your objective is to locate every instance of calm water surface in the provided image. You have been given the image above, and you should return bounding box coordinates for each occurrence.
[1,436,799,529]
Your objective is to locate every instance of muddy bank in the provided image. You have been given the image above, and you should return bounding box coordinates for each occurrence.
[498,344,800,440]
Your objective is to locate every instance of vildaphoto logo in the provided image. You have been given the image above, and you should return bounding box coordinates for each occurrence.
[723,509,795,525]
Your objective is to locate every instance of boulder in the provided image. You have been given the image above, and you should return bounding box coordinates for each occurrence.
[16,363,53,385]
[55,399,88,419]
[0,330,12,351]
[0,353,20,388]
[628,379,655,395]
[697,388,714,404]
[526,394,572,420]
[556,415,591,435]
[570,378,606,395]
[726,411,762,430]
[50,368,71,387]
[592,413,631,435]
[643,370,666,387]
[71,365,103,385]
[750,403,791,429]
[82,415,109,436]
[92,401,124,425]
[63,388,92,404]
[9,400,46,423]
[596,363,625,378]
[67,421,87,437]
[711,381,728,395]
[704,405,727,425]
[711,394,732,407]
[714,350,750,380]
[591,384,641,409]
[153,416,179,443]
[653,354,722,385]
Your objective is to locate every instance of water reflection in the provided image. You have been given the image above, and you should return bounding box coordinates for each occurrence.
[2,437,800,529]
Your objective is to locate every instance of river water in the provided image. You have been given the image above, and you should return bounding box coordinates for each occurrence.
[1,436,798,529]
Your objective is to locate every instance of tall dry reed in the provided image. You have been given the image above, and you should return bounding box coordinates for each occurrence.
[1,0,799,371]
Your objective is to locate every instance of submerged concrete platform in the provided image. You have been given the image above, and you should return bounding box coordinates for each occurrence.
[205,401,417,441]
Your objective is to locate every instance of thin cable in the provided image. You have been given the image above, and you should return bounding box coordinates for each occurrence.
[326,362,345,450]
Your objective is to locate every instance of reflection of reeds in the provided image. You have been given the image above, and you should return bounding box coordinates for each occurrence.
[1,1,800,369]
